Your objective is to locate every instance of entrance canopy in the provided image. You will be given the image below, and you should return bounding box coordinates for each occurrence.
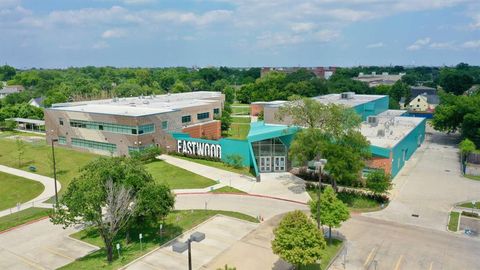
[7,118,45,133]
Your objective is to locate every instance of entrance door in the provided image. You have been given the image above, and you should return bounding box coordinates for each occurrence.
[259,156,272,172]
[274,156,286,172]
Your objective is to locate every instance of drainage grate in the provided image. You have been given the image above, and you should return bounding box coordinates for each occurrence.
[445,169,450,172]
[412,214,419,218]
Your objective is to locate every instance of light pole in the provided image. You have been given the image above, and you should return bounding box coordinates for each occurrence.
[51,138,59,205]
[315,159,327,230]
[172,231,205,270]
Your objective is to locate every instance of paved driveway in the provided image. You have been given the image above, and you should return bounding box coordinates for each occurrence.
[0,218,97,270]
[365,127,480,231]
[124,215,258,270]
[331,215,480,270]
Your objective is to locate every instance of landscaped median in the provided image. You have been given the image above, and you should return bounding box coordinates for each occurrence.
[0,171,45,211]
[59,210,258,270]
[0,207,51,232]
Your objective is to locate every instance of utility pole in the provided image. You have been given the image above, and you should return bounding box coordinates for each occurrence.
[51,138,59,205]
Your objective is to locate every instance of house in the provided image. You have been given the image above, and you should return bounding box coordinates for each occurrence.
[29,97,45,108]
[353,72,405,87]
[407,94,440,112]
[410,86,436,97]
[0,85,24,99]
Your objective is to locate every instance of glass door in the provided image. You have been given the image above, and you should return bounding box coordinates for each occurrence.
[274,156,286,172]
[260,156,272,172]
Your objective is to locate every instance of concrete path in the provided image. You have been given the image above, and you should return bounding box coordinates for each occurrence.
[123,215,258,270]
[203,213,291,270]
[0,218,98,270]
[364,127,480,231]
[175,193,308,220]
[330,215,480,270]
[0,165,60,217]
[160,155,311,203]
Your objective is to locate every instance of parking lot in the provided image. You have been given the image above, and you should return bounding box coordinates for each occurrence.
[0,218,98,270]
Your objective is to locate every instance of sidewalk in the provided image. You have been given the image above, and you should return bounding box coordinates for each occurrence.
[159,155,311,203]
[0,164,59,217]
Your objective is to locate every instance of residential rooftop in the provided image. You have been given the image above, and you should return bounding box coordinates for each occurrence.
[261,93,387,108]
[49,91,223,117]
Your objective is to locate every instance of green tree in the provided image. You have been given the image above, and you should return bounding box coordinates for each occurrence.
[365,170,392,195]
[459,138,476,155]
[390,81,410,102]
[309,186,350,244]
[15,138,25,168]
[51,157,174,263]
[439,69,474,95]
[272,210,326,268]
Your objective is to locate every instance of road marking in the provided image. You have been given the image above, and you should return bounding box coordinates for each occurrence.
[139,260,163,270]
[44,247,75,260]
[363,247,377,267]
[429,261,434,270]
[3,249,45,270]
[394,254,404,270]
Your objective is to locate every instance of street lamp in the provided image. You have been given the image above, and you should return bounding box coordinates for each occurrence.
[172,231,205,270]
[314,158,327,230]
[51,138,59,205]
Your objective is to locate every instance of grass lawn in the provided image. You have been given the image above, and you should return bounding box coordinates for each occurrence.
[145,160,217,189]
[0,172,45,211]
[172,155,254,176]
[231,105,250,115]
[0,133,99,199]
[465,174,480,181]
[0,207,51,232]
[448,212,460,231]
[231,116,251,123]
[227,123,250,139]
[299,238,343,270]
[459,202,480,209]
[210,186,246,194]
[61,210,258,270]
[307,189,383,212]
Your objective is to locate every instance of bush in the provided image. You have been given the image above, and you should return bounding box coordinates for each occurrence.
[225,154,243,169]
[171,151,222,162]
[130,146,163,163]
[462,211,479,218]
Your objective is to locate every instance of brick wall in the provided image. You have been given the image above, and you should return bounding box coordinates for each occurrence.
[250,104,264,116]
[366,156,392,175]
[182,120,221,140]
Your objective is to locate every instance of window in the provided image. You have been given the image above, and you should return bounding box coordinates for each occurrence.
[197,112,210,120]
[59,118,64,126]
[69,119,154,135]
[182,115,191,123]
[128,144,154,154]
[213,108,220,115]
[58,136,66,145]
[417,98,420,102]
[71,138,117,153]
[161,121,168,130]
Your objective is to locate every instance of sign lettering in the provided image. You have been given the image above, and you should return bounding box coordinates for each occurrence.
[177,140,222,159]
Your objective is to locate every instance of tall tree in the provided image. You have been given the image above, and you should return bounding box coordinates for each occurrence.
[309,186,350,244]
[272,210,326,268]
[365,170,392,195]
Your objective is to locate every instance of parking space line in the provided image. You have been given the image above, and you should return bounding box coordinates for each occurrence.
[394,254,404,270]
[363,247,377,268]
[3,249,45,270]
[429,261,434,270]
[43,247,75,261]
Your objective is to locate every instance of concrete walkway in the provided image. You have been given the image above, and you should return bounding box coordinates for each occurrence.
[0,165,60,217]
[160,155,311,203]
[123,215,258,270]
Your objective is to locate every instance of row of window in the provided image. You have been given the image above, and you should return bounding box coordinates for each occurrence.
[71,138,117,153]
[128,144,154,154]
[181,108,219,124]
[66,119,156,135]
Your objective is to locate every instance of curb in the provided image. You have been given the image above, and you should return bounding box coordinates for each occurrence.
[0,215,49,235]
[175,192,308,205]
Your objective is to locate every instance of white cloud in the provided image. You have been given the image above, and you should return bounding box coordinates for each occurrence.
[122,0,155,4]
[429,41,455,49]
[102,28,127,39]
[290,22,315,33]
[407,37,431,50]
[462,40,480,48]
[366,42,384,48]
[256,32,304,48]
[312,29,340,43]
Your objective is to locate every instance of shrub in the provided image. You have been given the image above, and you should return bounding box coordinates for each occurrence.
[225,154,244,169]
[462,211,479,218]
[171,151,222,162]
[130,146,163,163]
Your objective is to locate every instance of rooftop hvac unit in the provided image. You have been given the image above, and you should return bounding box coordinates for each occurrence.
[340,92,355,99]
[382,72,389,76]
[143,100,149,104]
[367,116,378,126]
[359,72,364,76]
[377,129,385,137]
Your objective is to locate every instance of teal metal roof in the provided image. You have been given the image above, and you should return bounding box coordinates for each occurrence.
[247,121,299,142]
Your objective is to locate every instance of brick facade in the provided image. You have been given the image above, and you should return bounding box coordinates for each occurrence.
[366,156,393,175]
[250,104,264,116]
[182,120,221,140]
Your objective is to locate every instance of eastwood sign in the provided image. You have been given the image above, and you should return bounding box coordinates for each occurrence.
[177,140,222,159]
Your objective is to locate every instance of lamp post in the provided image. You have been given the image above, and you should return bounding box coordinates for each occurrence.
[172,231,205,270]
[315,159,327,230]
[51,138,59,206]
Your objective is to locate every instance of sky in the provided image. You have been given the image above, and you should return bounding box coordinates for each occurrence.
[0,0,479,68]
